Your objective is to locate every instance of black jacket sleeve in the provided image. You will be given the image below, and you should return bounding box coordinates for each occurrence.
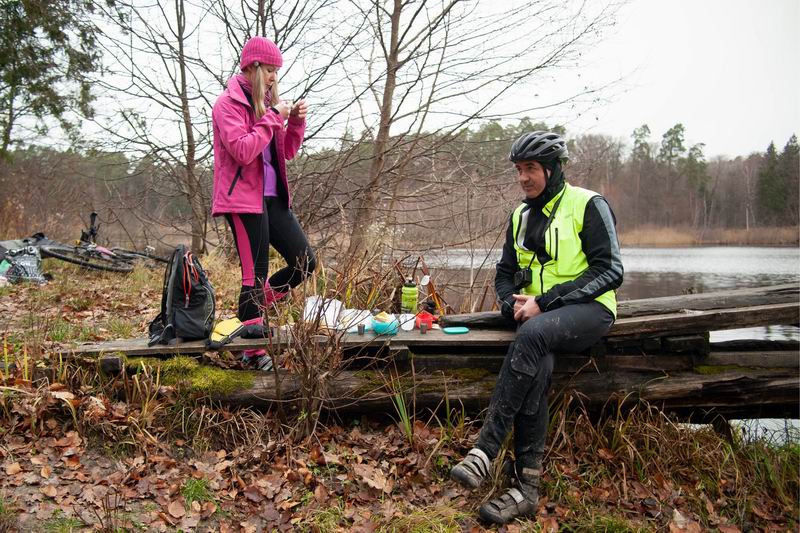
[535,196,624,312]
[495,215,520,320]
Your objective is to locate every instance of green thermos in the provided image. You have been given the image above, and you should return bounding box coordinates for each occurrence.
[401,277,418,313]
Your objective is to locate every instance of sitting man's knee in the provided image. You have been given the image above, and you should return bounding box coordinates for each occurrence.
[516,322,547,348]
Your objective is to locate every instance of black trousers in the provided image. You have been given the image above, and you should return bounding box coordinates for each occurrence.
[475,301,614,469]
[225,197,316,322]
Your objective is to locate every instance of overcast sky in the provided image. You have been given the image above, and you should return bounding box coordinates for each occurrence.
[564,0,799,158]
[74,0,799,162]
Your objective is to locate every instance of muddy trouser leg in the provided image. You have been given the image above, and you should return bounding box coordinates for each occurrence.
[475,302,614,462]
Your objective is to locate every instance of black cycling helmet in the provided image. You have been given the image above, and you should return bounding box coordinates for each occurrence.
[509,131,569,163]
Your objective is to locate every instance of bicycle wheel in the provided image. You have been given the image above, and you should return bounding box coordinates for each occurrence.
[110,248,169,264]
[40,244,134,273]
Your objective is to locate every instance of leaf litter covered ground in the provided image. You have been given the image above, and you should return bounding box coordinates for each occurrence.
[1,258,798,532]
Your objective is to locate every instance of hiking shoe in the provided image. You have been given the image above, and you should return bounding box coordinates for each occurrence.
[450,447,492,489]
[252,353,274,371]
[478,465,540,525]
[241,350,274,371]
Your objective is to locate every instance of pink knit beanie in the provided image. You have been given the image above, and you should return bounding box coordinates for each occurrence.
[240,36,283,70]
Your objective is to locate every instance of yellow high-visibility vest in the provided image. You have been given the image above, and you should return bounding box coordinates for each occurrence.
[511,183,617,317]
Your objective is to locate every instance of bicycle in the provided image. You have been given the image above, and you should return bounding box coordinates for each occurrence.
[37,213,169,273]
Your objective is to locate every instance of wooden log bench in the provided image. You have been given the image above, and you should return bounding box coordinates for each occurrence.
[60,284,799,420]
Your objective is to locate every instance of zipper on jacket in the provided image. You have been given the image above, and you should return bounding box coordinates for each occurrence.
[555,227,559,261]
[227,166,243,196]
[539,264,545,295]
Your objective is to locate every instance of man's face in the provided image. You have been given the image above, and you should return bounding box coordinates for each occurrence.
[515,160,547,199]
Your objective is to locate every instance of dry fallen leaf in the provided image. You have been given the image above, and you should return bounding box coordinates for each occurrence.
[751,505,773,520]
[669,509,702,533]
[51,390,75,402]
[179,515,200,530]
[597,448,614,461]
[53,431,81,448]
[201,502,216,519]
[167,500,185,519]
[278,499,301,511]
[314,483,328,503]
[717,526,742,533]
[323,450,341,465]
[4,462,22,475]
[538,516,559,533]
[40,485,58,498]
[158,511,176,526]
[354,463,389,493]
[243,485,263,503]
[40,465,52,479]
[239,520,258,533]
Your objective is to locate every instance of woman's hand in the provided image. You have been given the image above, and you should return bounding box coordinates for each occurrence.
[512,294,542,322]
[274,100,291,120]
[290,99,307,120]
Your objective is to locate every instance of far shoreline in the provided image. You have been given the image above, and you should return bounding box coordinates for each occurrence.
[619,226,799,248]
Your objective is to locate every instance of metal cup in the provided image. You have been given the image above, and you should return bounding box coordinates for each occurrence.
[357,323,366,336]
[420,323,428,334]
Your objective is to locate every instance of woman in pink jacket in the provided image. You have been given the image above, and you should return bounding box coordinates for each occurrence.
[212,36,315,369]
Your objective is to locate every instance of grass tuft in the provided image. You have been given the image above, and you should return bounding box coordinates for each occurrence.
[377,504,470,533]
[42,509,84,533]
[181,477,215,509]
[304,501,346,533]
[0,497,17,532]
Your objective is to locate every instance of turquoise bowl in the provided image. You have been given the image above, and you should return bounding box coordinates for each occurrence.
[371,317,399,335]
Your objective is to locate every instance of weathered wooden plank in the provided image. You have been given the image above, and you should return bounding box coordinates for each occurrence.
[702,351,800,369]
[441,283,800,328]
[66,302,799,357]
[662,334,710,355]
[618,283,799,317]
[608,302,799,337]
[401,353,697,374]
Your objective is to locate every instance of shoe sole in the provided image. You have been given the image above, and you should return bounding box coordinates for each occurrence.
[478,506,535,525]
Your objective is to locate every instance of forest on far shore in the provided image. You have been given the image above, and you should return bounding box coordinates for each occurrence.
[1,121,797,253]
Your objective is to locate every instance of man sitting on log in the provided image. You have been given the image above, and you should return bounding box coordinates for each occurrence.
[450,130,624,525]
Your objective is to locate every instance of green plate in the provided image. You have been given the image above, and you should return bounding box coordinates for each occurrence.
[442,326,469,334]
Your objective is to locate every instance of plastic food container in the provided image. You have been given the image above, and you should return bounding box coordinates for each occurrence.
[371,316,399,335]
[415,311,435,330]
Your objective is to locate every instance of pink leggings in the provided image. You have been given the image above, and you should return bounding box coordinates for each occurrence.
[225,197,316,322]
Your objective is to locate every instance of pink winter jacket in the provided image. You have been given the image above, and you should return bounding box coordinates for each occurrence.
[211,76,306,215]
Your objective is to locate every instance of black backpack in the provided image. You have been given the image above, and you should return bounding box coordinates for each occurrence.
[148,245,216,346]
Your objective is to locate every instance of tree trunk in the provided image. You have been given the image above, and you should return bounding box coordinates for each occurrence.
[175,0,205,253]
[221,366,799,421]
[1,81,16,160]
[345,0,402,260]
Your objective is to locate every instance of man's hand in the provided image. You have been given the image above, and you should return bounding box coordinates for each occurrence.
[512,294,542,322]
[290,99,307,120]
